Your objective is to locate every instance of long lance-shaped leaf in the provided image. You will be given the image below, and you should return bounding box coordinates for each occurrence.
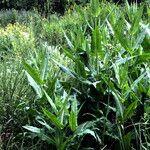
[112,56,136,67]
[112,63,120,84]
[74,121,101,144]
[122,132,132,150]
[69,99,78,131]
[25,71,43,98]
[91,26,101,55]
[22,61,44,85]
[43,89,57,113]
[63,49,86,78]
[59,90,71,125]
[137,53,150,63]
[124,72,147,98]
[23,126,42,134]
[112,91,123,120]
[52,60,92,85]
[40,49,49,81]
[64,32,74,50]
[23,125,55,145]
[52,59,77,78]
[133,26,147,50]
[69,109,77,131]
[36,116,54,131]
[43,108,64,129]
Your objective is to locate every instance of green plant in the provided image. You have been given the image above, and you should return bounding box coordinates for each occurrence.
[51,0,150,149]
[0,0,149,149]
[22,46,100,150]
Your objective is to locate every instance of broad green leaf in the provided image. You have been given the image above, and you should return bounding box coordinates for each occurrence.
[125,0,130,13]
[111,19,132,53]
[75,122,94,134]
[63,49,78,63]
[119,65,129,90]
[137,53,150,63]
[76,128,101,143]
[23,125,55,144]
[36,116,54,131]
[91,26,101,55]
[43,108,64,129]
[52,59,77,78]
[63,49,86,78]
[22,61,43,85]
[69,109,77,131]
[142,36,150,52]
[148,87,150,97]
[59,90,71,124]
[25,71,42,98]
[106,20,114,35]
[69,98,78,131]
[113,56,136,66]
[146,67,150,82]
[141,23,150,52]
[23,125,42,134]
[52,59,91,85]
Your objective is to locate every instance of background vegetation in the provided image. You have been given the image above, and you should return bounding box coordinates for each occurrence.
[0,0,147,14]
[0,0,150,149]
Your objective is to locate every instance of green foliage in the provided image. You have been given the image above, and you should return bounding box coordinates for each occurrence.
[0,22,36,59]
[52,1,150,149]
[22,48,99,150]
[0,0,150,149]
[0,60,37,149]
